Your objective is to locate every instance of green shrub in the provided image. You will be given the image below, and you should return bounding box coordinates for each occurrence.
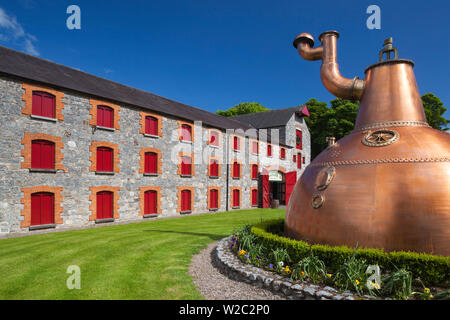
[250,219,450,286]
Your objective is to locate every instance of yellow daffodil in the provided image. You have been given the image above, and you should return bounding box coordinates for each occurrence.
[327,273,332,278]
[300,271,305,277]
[424,288,430,294]
[238,250,246,257]
[372,282,381,290]
[355,279,360,285]
[283,266,291,274]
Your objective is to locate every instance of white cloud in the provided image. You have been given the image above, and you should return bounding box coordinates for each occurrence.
[0,7,39,56]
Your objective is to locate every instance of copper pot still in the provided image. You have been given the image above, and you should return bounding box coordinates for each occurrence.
[287,31,450,256]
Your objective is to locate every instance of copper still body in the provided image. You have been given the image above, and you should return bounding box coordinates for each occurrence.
[286,31,450,256]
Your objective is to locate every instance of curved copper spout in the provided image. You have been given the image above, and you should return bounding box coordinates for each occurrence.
[293,31,365,100]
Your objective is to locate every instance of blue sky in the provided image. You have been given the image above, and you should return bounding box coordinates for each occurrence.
[0,0,449,121]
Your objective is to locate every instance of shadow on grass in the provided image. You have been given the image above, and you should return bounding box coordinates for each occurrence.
[143,229,225,241]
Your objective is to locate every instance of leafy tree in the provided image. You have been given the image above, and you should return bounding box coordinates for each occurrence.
[217,102,269,117]
[421,93,449,131]
[303,98,330,158]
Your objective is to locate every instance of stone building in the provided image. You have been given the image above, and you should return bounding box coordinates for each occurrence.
[0,45,310,234]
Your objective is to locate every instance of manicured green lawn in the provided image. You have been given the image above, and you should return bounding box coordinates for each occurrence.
[0,209,284,300]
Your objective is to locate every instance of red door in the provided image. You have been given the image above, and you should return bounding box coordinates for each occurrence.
[97,191,113,219]
[31,192,54,226]
[262,169,270,208]
[181,190,191,212]
[145,190,157,214]
[286,171,297,206]
[210,189,218,209]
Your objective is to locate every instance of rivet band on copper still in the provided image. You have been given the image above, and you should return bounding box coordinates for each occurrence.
[353,120,430,132]
[308,157,450,168]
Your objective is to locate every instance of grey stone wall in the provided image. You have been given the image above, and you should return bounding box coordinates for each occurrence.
[0,75,311,233]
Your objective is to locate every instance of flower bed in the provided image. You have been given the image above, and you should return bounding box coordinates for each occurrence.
[229,220,450,300]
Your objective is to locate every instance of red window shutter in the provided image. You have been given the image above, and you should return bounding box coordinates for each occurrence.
[233,189,240,207]
[31,192,54,226]
[210,160,218,177]
[303,157,305,164]
[210,131,219,146]
[298,153,302,169]
[296,130,303,150]
[97,147,113,172]
[32,91,55,118]
[293,155,296,162]
[281,148,286,159]
[97,105,114,128]
[146,116,158,135]
[267,145,272,157]
[233,162,240,178]
[233,137,239,150]
[252,164,258,179]
[253,142,259,154]
[210,189,218,209]
[97,191,113,219]
[181,156,192,175]
[145,190,157,214]
[181,190,191,211]
[181,124,192,141]
[251,189,258,206]
[31,140,55,169]
[145,152,157,173]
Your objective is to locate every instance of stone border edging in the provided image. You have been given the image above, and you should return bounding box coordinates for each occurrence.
[215,236,378,300]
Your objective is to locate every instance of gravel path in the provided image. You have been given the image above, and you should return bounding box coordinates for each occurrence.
[188,241,286,300]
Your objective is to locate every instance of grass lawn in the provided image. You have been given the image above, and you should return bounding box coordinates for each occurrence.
[0,209,284,300]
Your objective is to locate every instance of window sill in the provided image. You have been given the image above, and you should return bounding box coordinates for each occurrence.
[29,168,57,173]
[143,173,159,177]
[144,134,159,138]
[96,126,115,132]
[232,206,240,209]
[233,149,240,153]
[180,140,193,144]
[30,115,57,122]
[252,178,258,181]
[29,224,56,231]
[143,214,158,218]
[232,177,240,180]
[180,175,193,178]
[209,208,219,212]
[180,211,192,215]
[209,145,220,149]
[209,176,219,179]
[95,218,115,224]
[95,171,115,175]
